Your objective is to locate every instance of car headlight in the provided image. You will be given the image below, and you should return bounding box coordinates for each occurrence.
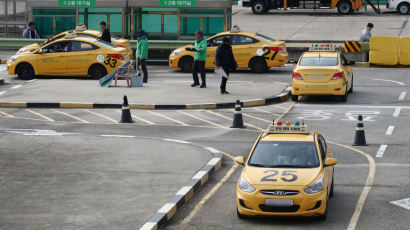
[8,56,19,62]
[171,49,183,56]
[304,177,324,194]
[239,176,256,193]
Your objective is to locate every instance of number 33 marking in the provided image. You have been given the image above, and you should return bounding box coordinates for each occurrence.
[104,56,117,68]
[261,170,298,182]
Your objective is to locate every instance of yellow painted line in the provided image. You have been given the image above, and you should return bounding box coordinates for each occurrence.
[52,109,89,123]
[130,104,155,110]
[252,107,281,117]
[242,99,265,107]
[275,101,296,122]
[60,103,93,109]
[239,110,273,123]
[205,110,264,131]
[84,109,118,123]
[328,141,376,230]
[27,109,55,122]
[0,110,15,117]
[115,110,155,125]
[179,111,226,129]
[147,111,188,126]
[186,104,217,109]
[0,102,27,108]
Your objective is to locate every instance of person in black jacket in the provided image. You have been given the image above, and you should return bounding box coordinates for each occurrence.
[99,21,111,43]
[215,37,237,94]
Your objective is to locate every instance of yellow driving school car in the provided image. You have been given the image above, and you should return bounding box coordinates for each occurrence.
[235,121,337,219]
[7,31,131,80]
[169,29,288,73]
[291,44,354,102]
[16,25,133,58]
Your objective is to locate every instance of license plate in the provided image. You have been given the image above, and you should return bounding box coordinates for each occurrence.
[308,75,327,80]
[265,199,293,207]
[305,85,328,88]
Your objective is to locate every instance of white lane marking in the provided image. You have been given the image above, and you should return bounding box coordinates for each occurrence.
[179,111,226,129]
[376,144,388,158]
[205,147,221,154]
[390,198,410,211]
[84,109,118,123]
[373,79,405,86]
[163,138,190,144]
[0,91,6,95]
[115,110,154,125]
[398,92,407,101]
[0,111,15,117]
[27,109,55,122]
[252,107,281,117]
[25,79,37,83]
[148,111,188,126]
[393,107,401,117]
[10,84,22,89]
[240,111,272,123]
[385,126,395,135]
[52,109,90,123]
[101,134,136,138]
[205,110,264,131]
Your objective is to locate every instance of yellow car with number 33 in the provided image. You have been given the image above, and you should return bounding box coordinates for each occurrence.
[291,44,354,102]
[7,32,130,80]
[169,29,288,73]
[235,121,337,219]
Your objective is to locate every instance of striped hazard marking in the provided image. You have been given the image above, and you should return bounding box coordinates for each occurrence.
[344,41,362,52]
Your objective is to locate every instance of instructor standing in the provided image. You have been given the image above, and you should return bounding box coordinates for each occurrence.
[186,31,207,88]
[137,30,149,83]
[99,21,111,43]
[215,37,237,94]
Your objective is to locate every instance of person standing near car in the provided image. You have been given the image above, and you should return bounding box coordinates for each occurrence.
[22,21,41,39]
[186,31,207,88]
[215,37,237,94]
[99,21,111,43]
[137,30,149,83]
[359,23,374,42]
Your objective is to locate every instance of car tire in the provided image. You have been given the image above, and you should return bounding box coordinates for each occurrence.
[337,0,352,15]
[16,63,34,80]
[291,94,299,102]
[237,207,248,219]
[348,76,353,93]
[179,56,194,73]
[398,3,410,14]
[252,0,268,14]
[249,57,268,73]
[88,64,107,80]
[329,175,334,198]
[340,85,348,102]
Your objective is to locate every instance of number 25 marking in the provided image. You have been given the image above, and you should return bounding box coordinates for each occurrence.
[261,170,298,182]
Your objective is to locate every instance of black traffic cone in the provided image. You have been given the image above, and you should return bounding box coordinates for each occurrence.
[231,100,245,128]
[120,95,134,123]
[353,115,367,146]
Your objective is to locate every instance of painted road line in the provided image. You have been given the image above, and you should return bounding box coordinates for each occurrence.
[25,79,37,83]
[115,110,155,125]
[148,111,188,126]
[100,134,136,138]
[385,126,395,135]
[52,109,89,123]
[179,111,225,129]
[84,109,118,123]
[240,111,272,123]
[205,110,264,131]
[10,85,23,89]
[390,198,410,211]
[393,107,401,117]
[398,92,407,101]
[252,107,281,117]
[0,110,15,117]
[376,144,388,158]
[373,79,405,86]
[0,91,6,96]
[275,101,297,122]
[27,109,55,122]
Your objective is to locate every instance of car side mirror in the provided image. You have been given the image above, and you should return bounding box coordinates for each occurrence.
[234,156,245,165]
[325,158,338,167]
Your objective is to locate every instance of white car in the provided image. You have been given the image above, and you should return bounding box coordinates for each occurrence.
[387,0,410,14]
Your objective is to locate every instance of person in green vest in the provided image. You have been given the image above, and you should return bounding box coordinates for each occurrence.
[137,30,149,83]
[186,31,207,88]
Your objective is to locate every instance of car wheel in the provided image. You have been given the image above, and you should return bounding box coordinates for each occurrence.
[16,63,34,80]
[252,0,268,14]
[329,175,334,198]
[249,57,268,73]
[179,56,194,73]
[337,0,352,15]
[291,94,299,102]
[88,64,107,79]
[398,3,410,14]
[340,85,348,102]
[348,76,354,93]
[237,207,248,219]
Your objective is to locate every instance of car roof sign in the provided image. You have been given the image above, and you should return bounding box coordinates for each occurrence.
[309,43,337,51]
[265,124,309,134]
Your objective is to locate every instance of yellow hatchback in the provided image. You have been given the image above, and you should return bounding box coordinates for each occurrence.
[235,122,337,219]
[7,32,131,80]
[169,30,288,73]
[291,45,354,102]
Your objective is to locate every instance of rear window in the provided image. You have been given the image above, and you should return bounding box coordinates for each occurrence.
[299,57,338,66]
[95,40,117,49]
[255,34,275,42]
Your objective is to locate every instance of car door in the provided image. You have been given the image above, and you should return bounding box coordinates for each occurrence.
[205,36,227,68]
[230,35,259,68]
[67,41,99,75]
[340,54,353,89]
[318,135,332,194]
[36,41,69,75]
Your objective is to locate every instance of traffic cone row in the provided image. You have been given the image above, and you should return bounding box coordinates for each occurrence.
[120,95,133,123]
[353,115,367,146]
[231,100,245,129]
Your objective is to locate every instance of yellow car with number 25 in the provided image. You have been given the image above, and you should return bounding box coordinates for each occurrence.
[291,45,354,102]
[7,33,130,80]
[169,29,288,73]
[235,121,337,220]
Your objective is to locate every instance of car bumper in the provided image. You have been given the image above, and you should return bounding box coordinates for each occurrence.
[169,56,179,68]
[237,187,327,217]
[268,53,289,67]
[291,79,347,96]
[6,62,16,75]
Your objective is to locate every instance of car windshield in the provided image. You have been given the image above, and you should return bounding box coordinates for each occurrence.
[299,57,338,66]
[248,141,319,168]
[95,40,117,49]
[255,34,275,42]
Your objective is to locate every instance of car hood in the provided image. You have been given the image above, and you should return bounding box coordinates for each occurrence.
[18,43,42,54]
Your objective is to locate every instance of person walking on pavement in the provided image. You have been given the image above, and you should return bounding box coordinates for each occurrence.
[186,31,207,88]
[359,23,374,42]
[215,37,237,94]
[137,30,149,83]
[99,21,111,43]
[22,21,41,39]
